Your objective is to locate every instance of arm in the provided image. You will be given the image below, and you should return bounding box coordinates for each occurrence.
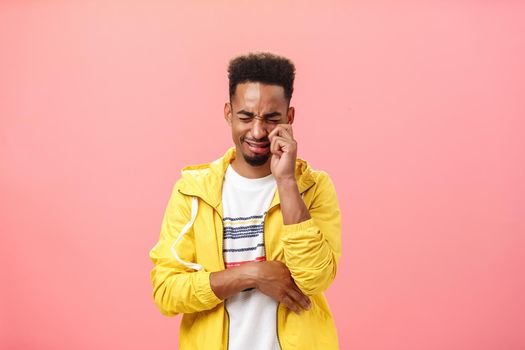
[150,180,311,316]
[209,264,256,299]
[277,178,311,225]
[210,260,311,314]
[149,181,222,316]
[268,124,342,296]
[279,172,342,295]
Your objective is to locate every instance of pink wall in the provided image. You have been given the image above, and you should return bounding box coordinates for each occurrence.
[1,1,524,349]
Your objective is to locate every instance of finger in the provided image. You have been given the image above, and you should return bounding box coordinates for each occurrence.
[270,136,280,156]
[276,125,293,139]
[270,136,285,156]
[269,125,294,141]
[282,295,301,315]
[268,126,278,141]
[284,124,293,138]
[292,284,311,309]
[271,136,296,154]
[290,282,312,310]
[287,287,311,311]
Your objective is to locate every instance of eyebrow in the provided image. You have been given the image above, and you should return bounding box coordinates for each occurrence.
[237,110,282,118]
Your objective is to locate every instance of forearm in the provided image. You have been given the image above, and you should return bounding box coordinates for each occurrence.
[278,174,342,295]
[210,263,259,300]
[277,179,311,225]
[281,219,338,295]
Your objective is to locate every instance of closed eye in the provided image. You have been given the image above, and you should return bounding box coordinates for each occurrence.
[236,110,282,122]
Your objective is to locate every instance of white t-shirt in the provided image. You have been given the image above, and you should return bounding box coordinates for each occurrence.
[221,164,281,350]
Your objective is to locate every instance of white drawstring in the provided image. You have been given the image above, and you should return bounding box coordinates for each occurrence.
[170,196,204,271]
[171,192,304,271]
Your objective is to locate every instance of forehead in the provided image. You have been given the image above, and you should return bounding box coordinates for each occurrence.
[232,82,287,109]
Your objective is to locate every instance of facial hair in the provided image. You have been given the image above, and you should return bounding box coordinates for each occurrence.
[241,136,271,167]
[242,152,270,166]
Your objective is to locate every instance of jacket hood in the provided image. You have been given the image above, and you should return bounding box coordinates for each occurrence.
[176,146,317,211]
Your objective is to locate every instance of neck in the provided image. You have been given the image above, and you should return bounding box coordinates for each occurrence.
[230,155,272,179]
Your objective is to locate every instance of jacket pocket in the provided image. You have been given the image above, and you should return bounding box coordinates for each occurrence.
[284,296,339,350]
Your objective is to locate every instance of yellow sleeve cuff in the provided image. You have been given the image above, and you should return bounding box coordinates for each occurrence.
[195,270,223,307]
[281,217,319,239]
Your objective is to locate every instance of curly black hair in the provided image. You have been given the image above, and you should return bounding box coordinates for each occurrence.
[227,52,296,103]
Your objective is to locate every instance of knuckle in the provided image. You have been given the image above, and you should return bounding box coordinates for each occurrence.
[278,290,287,300]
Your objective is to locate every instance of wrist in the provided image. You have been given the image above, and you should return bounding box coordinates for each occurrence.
[235,262,260,289]
[276,177,297,188]
[210,264,259,300]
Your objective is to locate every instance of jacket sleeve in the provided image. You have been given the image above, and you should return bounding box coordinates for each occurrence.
[149,180,222,316]
[280,171,342,295]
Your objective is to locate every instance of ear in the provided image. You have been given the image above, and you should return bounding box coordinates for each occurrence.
[224,102,233,126]
[287,106,295,124]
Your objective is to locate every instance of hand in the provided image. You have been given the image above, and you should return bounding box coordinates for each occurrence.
[254,260,311,314]
[269,124,297,183]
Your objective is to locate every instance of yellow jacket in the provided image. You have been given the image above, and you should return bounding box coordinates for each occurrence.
[149,147,342,349]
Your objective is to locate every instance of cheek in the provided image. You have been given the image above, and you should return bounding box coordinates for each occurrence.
[234,123,250,135]
[232,124,248,142]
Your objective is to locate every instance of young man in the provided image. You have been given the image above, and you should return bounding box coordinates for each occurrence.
[149,52,342,349]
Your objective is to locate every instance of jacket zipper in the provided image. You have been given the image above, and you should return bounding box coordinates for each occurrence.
[266,188,309,350]
[265,204,284,350]
[178,186,308,350]
[224,307,230,350]
[276,305,283,350]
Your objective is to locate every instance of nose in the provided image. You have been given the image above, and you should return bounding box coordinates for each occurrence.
[250,116,269,140]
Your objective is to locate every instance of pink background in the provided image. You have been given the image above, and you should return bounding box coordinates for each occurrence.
[1,1,524,349]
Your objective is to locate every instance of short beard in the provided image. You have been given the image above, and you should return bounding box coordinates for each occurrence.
[242,152,270,166]
[240,136,271,166]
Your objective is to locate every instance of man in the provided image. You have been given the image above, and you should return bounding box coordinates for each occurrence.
[149,52,341,349]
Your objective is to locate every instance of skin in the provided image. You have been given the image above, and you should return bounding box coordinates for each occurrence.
[224,81,294,179]
[210,81,312,314]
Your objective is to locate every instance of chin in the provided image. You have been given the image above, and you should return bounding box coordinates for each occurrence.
[242,151,270,167]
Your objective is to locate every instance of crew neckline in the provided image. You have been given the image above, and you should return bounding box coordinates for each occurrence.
[225,164,276,190]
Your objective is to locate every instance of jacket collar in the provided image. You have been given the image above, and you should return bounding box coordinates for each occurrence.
[177,146,316,214]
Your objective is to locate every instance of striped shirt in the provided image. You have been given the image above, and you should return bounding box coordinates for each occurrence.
[222,164,281,350]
